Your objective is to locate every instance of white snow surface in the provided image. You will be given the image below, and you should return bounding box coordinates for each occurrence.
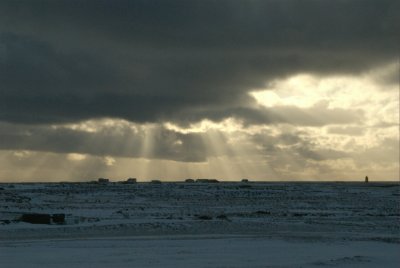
[0,181,399,267]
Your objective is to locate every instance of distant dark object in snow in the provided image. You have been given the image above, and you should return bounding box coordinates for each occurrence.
[185,179,195,183]
[98,178,109,184]
[151,180,162,184]
[52,214,65,224]
[19,213,66,225]
[196,179,219,183]
[20,213,51,224]
[196,215,213,220]
[365,176,369,183]
[216,214,229,220]
[255,210,271,215]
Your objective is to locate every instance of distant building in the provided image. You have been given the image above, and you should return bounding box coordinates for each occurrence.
[98,178,109,184]
[241,179,249,183]
[126,178,137,184]
[151,180,162,184]
[196,179,219,183]
[185,179,195,183]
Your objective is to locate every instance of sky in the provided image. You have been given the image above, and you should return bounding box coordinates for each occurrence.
[0,0,399,182]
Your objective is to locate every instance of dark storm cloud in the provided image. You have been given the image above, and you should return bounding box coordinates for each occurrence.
[0,0,398,125]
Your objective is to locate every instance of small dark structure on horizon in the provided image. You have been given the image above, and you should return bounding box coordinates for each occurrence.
[98,178,109,184]
[241,179,249,183]
[365,176,369,183]
[125,178,137,184]
[185,178,195,183]
[196,179,219,183]
[151,179,162,184]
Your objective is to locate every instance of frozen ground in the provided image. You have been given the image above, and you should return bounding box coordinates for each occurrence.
[0,182,399,267]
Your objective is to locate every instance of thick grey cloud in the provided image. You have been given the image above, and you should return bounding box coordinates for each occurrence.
[0,120,352,164]
[0,122,207,162]
[328,126,365,136]
[251,131,349,162]
[175,103,364,127]
[0,0,398,125]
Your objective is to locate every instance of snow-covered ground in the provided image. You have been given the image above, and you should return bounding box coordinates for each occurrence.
[1,236,399,268]
[0,182,399,267]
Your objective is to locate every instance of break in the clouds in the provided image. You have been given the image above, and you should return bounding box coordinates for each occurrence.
[0,0,398,181]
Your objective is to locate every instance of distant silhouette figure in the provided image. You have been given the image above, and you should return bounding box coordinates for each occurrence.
[365,176,369,183]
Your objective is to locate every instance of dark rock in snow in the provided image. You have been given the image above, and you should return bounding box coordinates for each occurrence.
[255,210,271,215]
[196,215,213,220]
[216,214,229,220]
[20,213,51,224]
[52,214,65,224]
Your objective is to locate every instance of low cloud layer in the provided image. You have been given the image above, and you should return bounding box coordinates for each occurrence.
[0,121,207,162]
